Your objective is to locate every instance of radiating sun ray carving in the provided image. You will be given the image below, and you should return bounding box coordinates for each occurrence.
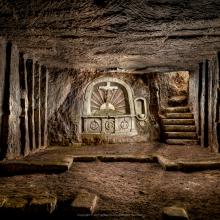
[91,84,127,115]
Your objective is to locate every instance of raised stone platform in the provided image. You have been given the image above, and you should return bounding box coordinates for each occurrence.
[0,154,73,176]
[0,143,219,176]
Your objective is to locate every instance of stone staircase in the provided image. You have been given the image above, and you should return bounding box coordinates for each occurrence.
[161,106,198,145]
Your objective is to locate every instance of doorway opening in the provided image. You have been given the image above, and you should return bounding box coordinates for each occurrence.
[155,71,197,145]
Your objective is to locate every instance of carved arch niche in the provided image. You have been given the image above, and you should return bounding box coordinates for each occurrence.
[82,77,137,136]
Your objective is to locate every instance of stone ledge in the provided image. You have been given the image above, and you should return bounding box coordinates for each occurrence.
[0,155,73,176]
[177,160,220,172]
[157,156,220,172]
[1,197,29,216]
[0,195,57,217]
[98,155,156,163]
[157,156,179,171]
[164,107,190,113]
[163,125,196,132]
[73,155,98,162]
[28,196,57,215]
[71,190,98,215]
[162,206,189,220]
[3,197,28,209]
[0,196,7,207]
[72,155,157,163]
[0,193,98,218]
[71,154,220,173]
[162,119,195,125]
[165,139,198,145]
[165,113,193,119]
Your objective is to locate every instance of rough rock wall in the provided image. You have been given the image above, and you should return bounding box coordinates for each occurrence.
[40,65,49,148]
[0,38,6,143]
[48,69,100,145]
[155,71,189,108]
[48,70,160,145]
[188,68,200,135]
[0,38,49,160]
[189,54,220,152]
[9,43,22,158]
[0,0,220,72]
[208,54,220,152]
[0,42,21,159]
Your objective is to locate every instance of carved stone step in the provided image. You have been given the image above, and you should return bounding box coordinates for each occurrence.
[165,139,199,145]
[165,113,193,119]
[162,119,195,125]
[164,107,190,113]
[163,125,196,132]
[165,132,197,139]
[168,95,187,107]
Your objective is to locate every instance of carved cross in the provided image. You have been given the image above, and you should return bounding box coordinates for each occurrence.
[99,82,118,91]
[99,82,118,103]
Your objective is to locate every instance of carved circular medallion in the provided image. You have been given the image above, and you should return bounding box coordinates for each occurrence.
[90,120,99,130]
[105,121,114,131]
[120,118,129,129]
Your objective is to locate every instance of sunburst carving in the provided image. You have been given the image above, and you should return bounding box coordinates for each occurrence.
[91,82,127,115]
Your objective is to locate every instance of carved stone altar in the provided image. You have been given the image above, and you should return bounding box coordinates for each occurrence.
[82,77,138,136]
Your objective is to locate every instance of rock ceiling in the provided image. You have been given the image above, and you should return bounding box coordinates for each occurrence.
[0,0,220,73]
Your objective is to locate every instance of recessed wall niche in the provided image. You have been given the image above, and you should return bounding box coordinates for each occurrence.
[135,97,147,120]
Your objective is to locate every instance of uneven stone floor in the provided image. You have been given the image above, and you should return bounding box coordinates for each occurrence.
[0,143,220,219]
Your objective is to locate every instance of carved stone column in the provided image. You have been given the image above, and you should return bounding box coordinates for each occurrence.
[0,38,6,151]
[0,42,21,159]
[41,65,48,148]
[34,61,41,149]
[200,60,209,148]
[26,58,36,151]
[19,52,29,156]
